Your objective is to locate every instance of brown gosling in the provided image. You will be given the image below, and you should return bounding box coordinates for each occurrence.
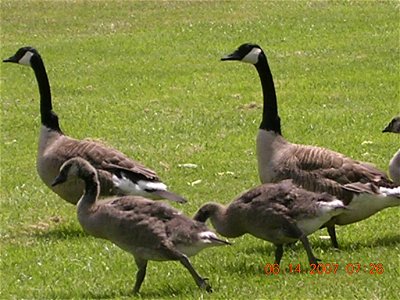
[221,43,399,248]
[3,47,187,205]
[194,180,347,265]
[382,116,400,184]
[51,157,230,293]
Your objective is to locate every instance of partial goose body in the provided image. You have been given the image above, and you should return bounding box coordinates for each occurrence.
[4,47,186,205]
[52,157,230,293]
[222,43,399,248]
[194,180,346,265]
[383,116,400,184]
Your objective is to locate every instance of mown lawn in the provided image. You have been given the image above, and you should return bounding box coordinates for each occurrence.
[1,1,399,299]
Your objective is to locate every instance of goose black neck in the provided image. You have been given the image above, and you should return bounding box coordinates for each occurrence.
[255,53,281,135]
[30,55,62,133]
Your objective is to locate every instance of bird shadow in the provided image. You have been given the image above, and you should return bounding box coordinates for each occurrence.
[32,225,86,240]
[53,284,192,299]
[334,234,400,251]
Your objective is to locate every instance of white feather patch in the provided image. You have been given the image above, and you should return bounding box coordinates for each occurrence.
[379,186,400,197]
[318,199,346,215]
[199,231,218,243]
[19,51,34,66]
[242,48,262,64]
[112,174,166,197]
[137,180,167,191]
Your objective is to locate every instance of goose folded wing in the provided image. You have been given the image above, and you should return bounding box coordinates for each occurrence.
[291,145,392,186]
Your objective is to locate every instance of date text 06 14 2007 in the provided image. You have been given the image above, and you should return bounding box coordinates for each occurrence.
[264,263,384,276]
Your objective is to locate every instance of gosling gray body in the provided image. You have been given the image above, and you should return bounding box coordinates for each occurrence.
[194,180,347,265]
[221,43,399,248]
[3,47,187,205]
[52,157,230,293]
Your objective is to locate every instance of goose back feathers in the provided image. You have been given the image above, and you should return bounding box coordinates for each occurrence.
[3,46,186,204]
[52,157,230,293]
[222,43,399,248]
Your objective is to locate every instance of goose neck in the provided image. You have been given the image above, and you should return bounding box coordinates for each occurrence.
[30,55,62,133]
[255,54,281,135]
[208,204,242,238]
[78,176,100,208]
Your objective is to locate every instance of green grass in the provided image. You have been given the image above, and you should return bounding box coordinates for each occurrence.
[1,1,399,299]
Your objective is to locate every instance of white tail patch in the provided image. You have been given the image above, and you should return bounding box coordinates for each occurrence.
[112,173,167,197]
[379,186,400,197]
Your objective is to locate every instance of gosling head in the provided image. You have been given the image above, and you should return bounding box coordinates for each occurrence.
[193,203,221,223]
[382,116,400,134]
[221,43,263,65]
[3,46,39,67]
[52,157,96,187]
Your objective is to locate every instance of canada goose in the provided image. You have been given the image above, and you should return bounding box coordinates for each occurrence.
[383,116,400,184]
[221,43,399,248]
[194,180,347,265]
[51,157,230,293]
[3,46,186,204]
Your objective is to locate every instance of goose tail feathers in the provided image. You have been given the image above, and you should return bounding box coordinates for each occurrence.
[150,189,188,204]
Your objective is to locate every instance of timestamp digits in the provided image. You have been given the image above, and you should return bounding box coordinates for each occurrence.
[263,263,384,275]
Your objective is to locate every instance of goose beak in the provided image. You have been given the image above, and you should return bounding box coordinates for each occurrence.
[221,51,241,61]
[382,125,391,133]
[51,174,67,187]
[3,55,17,63]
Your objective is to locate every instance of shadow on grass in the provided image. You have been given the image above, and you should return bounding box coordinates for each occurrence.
[52,285,190,299]
[32,225,86,240]
[338,234,400,251]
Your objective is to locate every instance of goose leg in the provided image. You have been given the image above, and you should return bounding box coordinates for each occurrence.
[282,220,320,265]
[327,225,339,249]
[133,258,148,294]
[274,244,284,265]
[298,235,321,265]
[178,254,212,293]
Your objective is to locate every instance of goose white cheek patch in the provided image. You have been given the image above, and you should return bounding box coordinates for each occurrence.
[242,48,262,64]
[19,51,34,66]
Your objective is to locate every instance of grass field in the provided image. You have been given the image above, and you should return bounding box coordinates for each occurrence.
[1,1,399,299]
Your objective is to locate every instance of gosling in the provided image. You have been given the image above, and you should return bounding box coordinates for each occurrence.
[194,180,347,265]
[52,157,230,294]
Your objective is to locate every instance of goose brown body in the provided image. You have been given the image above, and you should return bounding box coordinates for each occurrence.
[4,46,186,205]
[52,157,229,293]
[222,43,399,248]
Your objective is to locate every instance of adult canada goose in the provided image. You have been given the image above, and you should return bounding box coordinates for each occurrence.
[382,116,400,184]
[194,180,347,265]
[51,157,230,293]
[221,43,399,248]
[3,46,187,205]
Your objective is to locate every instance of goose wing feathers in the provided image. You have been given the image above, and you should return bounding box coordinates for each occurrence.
[53,136,159,181]
[233,180,336,219]
[104,197,210,246]
[277,144,394,199]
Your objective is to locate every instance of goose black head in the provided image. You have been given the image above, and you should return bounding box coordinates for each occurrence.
[221,43,263,65]
[382,116,400,133]
[3,46,39,66]
[52,157,96,187]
